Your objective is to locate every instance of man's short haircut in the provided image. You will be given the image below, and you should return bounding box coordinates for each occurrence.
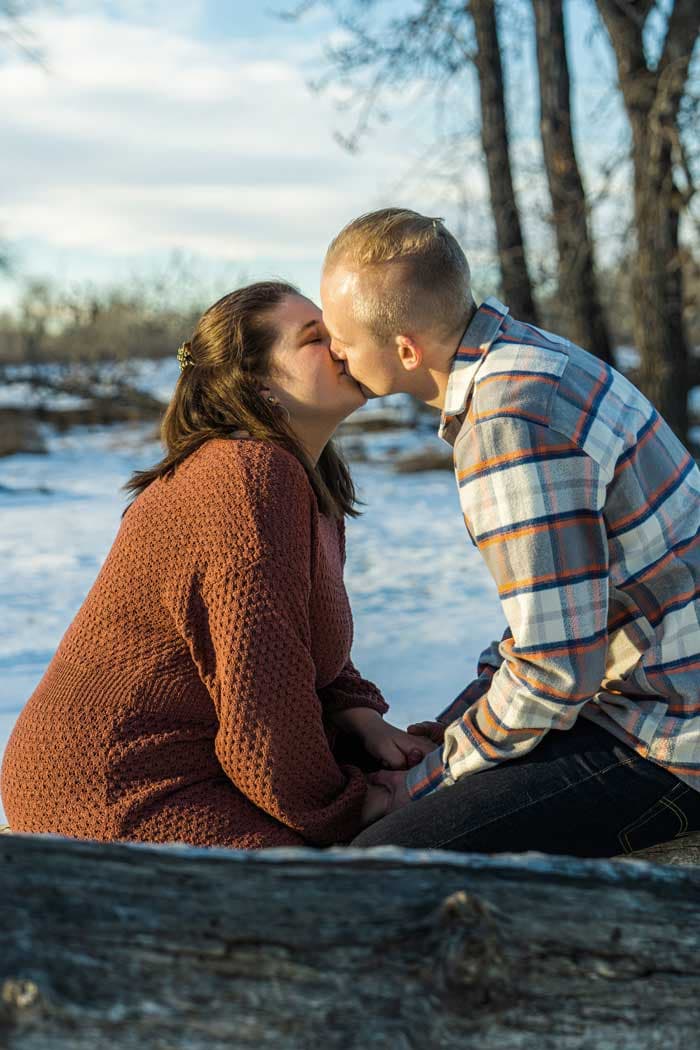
[324,208,473,342]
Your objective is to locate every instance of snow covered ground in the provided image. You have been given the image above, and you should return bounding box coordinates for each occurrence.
[0,361,501,823]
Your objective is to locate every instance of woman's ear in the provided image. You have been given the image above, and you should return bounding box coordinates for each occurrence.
[258,386,279,406]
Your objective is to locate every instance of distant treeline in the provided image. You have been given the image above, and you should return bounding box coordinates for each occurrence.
[0,254,697,369]
[0,273,203,367]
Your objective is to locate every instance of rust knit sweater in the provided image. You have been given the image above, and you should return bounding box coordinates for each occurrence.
[0,439,388,848]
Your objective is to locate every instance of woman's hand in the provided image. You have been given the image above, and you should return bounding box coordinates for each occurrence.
[369,769,412,814]
[332,708,436,770]
[360,782,391,827]
[366,719,437,770]
[407,720,446,746]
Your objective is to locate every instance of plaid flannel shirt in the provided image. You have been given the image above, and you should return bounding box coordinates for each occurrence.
[406,298,700,801]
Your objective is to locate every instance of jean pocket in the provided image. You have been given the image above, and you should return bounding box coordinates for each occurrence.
[617,782,691,854]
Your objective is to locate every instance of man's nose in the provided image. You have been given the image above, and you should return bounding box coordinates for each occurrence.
[329,344,345,362]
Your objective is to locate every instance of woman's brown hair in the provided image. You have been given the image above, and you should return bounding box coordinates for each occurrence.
[124,281,358,518]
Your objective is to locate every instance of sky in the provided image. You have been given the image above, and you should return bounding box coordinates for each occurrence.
[0,0,654,313]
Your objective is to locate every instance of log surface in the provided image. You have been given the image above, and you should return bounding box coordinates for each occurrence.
[3,833,700,1049]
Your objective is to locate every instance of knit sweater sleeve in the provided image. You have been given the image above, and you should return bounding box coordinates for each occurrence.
[318,657,389,717]
[190,453,368,846]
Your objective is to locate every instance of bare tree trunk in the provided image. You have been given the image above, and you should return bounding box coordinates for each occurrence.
[470,0,539,325]
[596,0,699,441]
[531,0,613,363]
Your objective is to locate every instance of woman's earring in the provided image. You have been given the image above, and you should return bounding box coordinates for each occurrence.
[261,389,290,422]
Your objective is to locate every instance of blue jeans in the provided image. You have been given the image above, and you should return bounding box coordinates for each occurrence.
[350,718,700,857]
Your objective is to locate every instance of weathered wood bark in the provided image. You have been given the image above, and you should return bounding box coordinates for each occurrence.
[531,0,613,363]
[596,0,700,441]
[3,832,700,1049]
[470,0,539,325]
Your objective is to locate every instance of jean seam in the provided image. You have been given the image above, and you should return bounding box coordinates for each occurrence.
[618,786,690,854]
[618,803,666,854]
[432,754,644,852]
[619,799,666,836]
[658,796,688,837]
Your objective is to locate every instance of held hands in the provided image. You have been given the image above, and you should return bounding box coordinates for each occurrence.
[334,709,444,828]
[333,708,436,770]
[360,771,412,826]
[369,769,411,815]
[360,783,392,826]
[366,720,445,817]
[406,720,446,746]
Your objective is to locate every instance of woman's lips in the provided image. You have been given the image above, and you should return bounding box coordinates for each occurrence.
[336,359,364,392]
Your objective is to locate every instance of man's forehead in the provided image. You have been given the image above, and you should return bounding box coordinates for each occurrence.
[323,263,362,299]
[336,268,362,298]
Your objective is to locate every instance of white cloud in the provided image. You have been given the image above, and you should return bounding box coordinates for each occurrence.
[5,1,633,305]
[1,6,444,294]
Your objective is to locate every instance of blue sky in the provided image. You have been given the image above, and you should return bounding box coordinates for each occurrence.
[0,0,651,312]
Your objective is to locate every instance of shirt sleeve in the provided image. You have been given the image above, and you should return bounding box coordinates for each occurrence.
[407,416,609,801]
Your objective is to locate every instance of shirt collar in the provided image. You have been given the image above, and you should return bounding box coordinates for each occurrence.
[439,296,509,443]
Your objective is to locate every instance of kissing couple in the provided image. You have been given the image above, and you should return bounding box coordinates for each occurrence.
[3,208,700,859]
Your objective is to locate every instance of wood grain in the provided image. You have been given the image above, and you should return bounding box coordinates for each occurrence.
[3,832,700,1048]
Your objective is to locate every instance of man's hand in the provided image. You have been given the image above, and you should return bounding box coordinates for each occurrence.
[369,769,411,814]
[407,720,445,745]
[332,708,435,770]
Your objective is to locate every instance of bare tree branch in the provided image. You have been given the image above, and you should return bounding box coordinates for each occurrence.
[0,0,44,64]
[277,0,539,321]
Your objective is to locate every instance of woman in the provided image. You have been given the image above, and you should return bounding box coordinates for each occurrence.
[1,281,433,848]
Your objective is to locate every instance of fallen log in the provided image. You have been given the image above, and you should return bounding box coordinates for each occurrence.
[2,832,700,1049]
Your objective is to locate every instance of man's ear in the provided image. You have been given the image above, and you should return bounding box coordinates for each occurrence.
[395,334,423,372]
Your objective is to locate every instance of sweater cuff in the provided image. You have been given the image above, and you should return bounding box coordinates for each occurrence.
[319,675,389,717]
[322,691,389,717]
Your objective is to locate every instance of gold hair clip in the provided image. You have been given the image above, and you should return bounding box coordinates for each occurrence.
[177,342,194,372]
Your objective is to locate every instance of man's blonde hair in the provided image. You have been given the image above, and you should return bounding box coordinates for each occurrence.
[324,208,473,341]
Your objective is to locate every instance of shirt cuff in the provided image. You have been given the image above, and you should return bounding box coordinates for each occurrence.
[405,746,452,801]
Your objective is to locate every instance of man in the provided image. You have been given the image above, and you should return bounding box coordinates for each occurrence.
[321,207,700,856]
